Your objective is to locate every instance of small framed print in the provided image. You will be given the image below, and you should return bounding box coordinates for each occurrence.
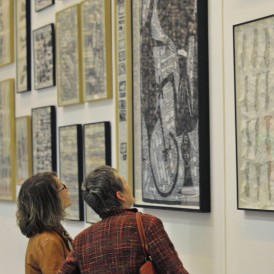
[33,24,55,90]
[80,0,112,102]
[31,106,56,173]
[59,124,84,221]
[0,0,14,67]
[56,4,82,106]
[16,116,32,186]
[35,0,54,12]
[83,122,111,223]
[0,79,15,201]
[16,0,31,93]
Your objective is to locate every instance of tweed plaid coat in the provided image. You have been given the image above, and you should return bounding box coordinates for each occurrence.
[58,208,189,274]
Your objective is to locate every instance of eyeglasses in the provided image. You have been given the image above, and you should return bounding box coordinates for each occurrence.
[59,183,67,192]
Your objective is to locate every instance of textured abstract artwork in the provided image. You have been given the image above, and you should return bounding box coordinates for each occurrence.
[234,15,274,211]
[133,0,210,211]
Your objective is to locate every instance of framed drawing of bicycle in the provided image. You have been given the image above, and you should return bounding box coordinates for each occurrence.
[132,0,210,212]
[59,124,84,221]
[31,106,57,173]
[0,79,16,201]
[234,15,274,211]
[114,0,133,190]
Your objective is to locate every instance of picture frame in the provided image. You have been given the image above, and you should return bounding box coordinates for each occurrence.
[114,0,133,190]
[16,116,32,186]
[83,122,111,223]
[56,4,82,106]
[31,106,56,174]
[132,0,210,212]
[59,124,84,221]
[0,0,14,67]
[234,15,274,211]
[80,0,112,102]
[35,0,54,12]
[0,79,15,200]
[16,0,31,93]
[33,23,55,90]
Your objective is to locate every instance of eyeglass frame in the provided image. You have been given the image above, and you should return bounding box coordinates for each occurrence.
[59,183,67,192]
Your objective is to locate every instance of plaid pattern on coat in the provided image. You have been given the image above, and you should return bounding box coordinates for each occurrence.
[58,208,189,274]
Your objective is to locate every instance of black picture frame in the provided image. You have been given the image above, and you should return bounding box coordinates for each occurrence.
[16,0,31,93]
[132,0,210,212]
[83,121,111,223]
[59,124,84,221]
[33,23,55,90]
[35,0,54,12]
[234,15,274,211]
[31,106,56,173]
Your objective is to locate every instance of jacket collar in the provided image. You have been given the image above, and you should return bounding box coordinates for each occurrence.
[101,207,138,219]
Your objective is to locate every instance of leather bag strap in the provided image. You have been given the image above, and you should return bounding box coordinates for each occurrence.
[136,212,150,260]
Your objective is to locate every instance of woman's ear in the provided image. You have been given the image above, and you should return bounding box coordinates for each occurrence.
[116,191,125,202]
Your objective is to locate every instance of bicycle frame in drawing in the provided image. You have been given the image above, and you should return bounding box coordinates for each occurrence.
[132,0,210,212]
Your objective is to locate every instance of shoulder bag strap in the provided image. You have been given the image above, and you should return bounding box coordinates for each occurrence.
[136,212,151,260]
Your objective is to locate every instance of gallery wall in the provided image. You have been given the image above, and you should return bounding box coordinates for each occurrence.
[0,0,274,273]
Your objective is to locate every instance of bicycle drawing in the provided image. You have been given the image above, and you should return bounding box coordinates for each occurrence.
[133,0,209,209]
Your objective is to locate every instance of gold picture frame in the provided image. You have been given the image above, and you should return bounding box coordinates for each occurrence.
[0,0,14,67]
[80,0,112,102]
[0,79,16,200]
[114,0,133,189]
[56,4,82,106]
[16,116,32,186]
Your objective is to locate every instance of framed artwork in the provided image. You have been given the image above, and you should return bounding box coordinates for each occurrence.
[234,15,274,211]
[114,0,133,190]
[83,122,111,223]
[33,24,55,90]
[16,0,31,93]
[59,124,84,221]
[0,79,15,200]
[35,0,54,12]
[31,106,56,173]
[0,0,14,67]
[16,116,32,186]
[56,4,82,106]
[132,0,210,212]
[80,0,112,102]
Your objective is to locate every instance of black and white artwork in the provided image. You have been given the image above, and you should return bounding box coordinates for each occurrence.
[83,122,111,223]
[16,0,31,93]
[56,4,82,106]
[81,0,112,101]
[33,24,55,90]
[16,116,32,186]
[31,106,56,173]
[132,0,210,211]
[234,15,274,211]
[35,0,54,12]
[59,125,83,221]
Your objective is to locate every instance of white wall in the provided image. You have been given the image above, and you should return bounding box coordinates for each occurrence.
[0,0,274,273]
[224,0,274,273]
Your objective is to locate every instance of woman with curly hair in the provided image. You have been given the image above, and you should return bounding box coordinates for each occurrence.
[16,172,72,274]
